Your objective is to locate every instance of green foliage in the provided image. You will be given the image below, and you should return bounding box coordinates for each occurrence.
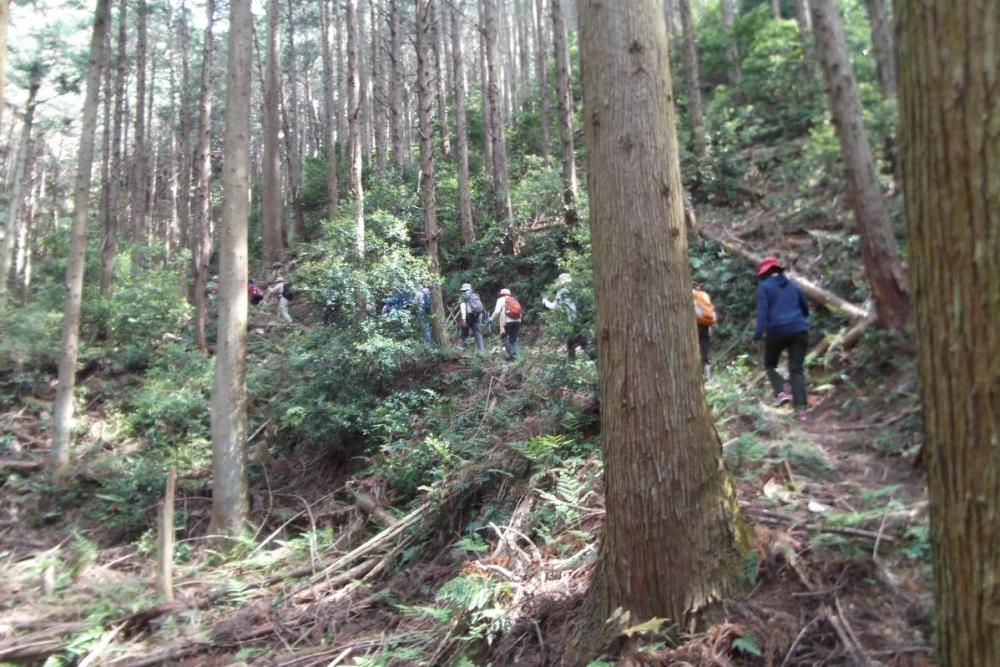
[436,573,513,645]
[0,302,62,406]
[732,633,763,657]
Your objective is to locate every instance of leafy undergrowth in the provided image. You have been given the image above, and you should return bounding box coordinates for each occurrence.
[0,316,931,666]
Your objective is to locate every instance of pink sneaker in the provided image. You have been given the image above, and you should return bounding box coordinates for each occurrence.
[775,391,792,407]
[794,411,808,422]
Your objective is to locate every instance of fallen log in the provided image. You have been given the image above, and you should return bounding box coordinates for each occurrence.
[806,315,876,364]
[701,231,871,323]
[353,491,399,528]
[0,622,90,662]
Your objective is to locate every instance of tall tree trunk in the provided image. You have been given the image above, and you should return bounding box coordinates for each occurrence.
[431,0,452,159]
[516,0,530,108]
[101,0,127,297]
[793,0,818,79]
[99,22,115,296]
[210,0,252,537]
[191,0,214,352]
[388,0,405,170]
[897,2,1000,663]
[371,0,387,173]
[719,0,741,84]
[1,70,40,297]
[129,0,148,275]
[347,0,365,264]
[262,0,284,268]
[771,0,781,19]
[551,0,577,209]
[0,0,10,137]
[809,0,908,328]
[478,2,494,176]
[321,0,340,219]
[533,0,550,164]
[862,0,895,97]
[50,0,111,473]
[335,0,347,164]
[450,0,475,246]
[175,2,192,257]
[679,0,706,159]
[576,0,749,652]
[484,0,512,221]
[358,0,373,160]
[417,0,449,344]
[284,0,306,241]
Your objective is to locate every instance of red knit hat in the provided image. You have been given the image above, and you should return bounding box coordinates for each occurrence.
[756,256,783,277]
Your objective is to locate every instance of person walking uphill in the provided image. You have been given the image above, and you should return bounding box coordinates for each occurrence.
[487,288,522,360]
[459,283,485,354]
[753,257,810,420]
[269,276,294,323]
[543,273,596,360]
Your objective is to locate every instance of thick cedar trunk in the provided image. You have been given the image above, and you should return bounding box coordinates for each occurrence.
[50,0,111,473]
[862,0,895,97]
[191,0,214,352]
[129,0,147,276]
[533,0,550,164]
[576,0,749,648]
[793,0,818,79]
[719,0,741,84]
[431,0,451,159]
[388,0,405,170]
[897,2,1000,663]
[478,3,494,176]
[551,0,577,208]
[321,0,340,219]
[679,0,706,159]
[809,0,909,328]
[484,0,512,221]
[210,0,252,537]
[262,0,284,268]
[284,1,306,242]
[416,0,449,345]
[0,73,39,297]
[450,2,475,246]
[347,0,365,264]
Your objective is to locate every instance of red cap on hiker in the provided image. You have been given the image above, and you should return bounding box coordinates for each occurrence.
[757,256,783,277]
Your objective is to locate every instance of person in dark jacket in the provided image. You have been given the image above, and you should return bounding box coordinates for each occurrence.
[752,257,810,420]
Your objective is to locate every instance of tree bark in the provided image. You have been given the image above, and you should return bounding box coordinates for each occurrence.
[101,0,127,298]
[191,0,214,352]
[809,0,908,328]
[719,0,741,84]
[897,2,1000,664]
[862,0,895,97]
[209,0,252,537]
[98,20,115,296]
[478,1,494,176]
[284,1,306,242]
[129,0,148,276]
[771,0,781,20]
[0,0,9,137]
[533,0,550,164]
[262,0,284,269]
[431,0,452,159]
[335,0,348,164]
[679,0,706,159]
[388,0,405,170]
[321,0,340,219]
[576,0,749,650]
[50,0,111,473]
[484,0,512,221]
[359,0,373,161]
[174,3,192,260]
[416,0,449,345]
[450,1,475,246]
[347,0,365,264]
[0,70,40,297]
[516,0,530,109]
[551,0,577,208]
[371,0,387,174]
[793,0,818,79]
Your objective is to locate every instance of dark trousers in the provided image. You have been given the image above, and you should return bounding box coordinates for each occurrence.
[764,330,809,409]
[502,321,520,359]
[567,332,596,360]
[462,313,484,353]
[697,324,711,367]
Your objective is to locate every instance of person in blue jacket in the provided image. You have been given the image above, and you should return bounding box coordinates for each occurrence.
[752,256,810,420]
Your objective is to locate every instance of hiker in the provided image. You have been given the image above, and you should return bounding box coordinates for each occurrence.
[268,276,294,323]
[753,257,810,420]
[542,273,595,360]
[248,278,264,306]
[458,283,485,353]
[693,286,717,379]
[417,286,432,342]
[487,288,522,360]
[382,290,411,315]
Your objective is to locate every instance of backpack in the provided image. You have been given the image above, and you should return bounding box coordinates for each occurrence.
[504,296,522,320]
[693,289,716,327]
[282,282,295,301]
[466,291,484,315]
[249,284,263,305]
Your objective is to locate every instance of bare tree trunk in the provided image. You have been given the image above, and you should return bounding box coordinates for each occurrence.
[284,1,306,242]
[484,0,512,221]
[101,0,127,298]
[99,23,115,294]
[771,0,781,19]
[793,0,818,79]
[533,0,550,164]
[129,0,148,276]
[371,0,387,174]
[50,0,111,473]
[575,0,748,654]
[478,2,494,176]
[516,0,530,108]
[862,0,895,97]
[810,0,908,328]
[210,0,252,538]
[347,0,365,264]
[321,0,340,219]
[0,0,9,136]
[679,0,706,159]
[262,0,284,268]
[1,71,40,297]
[450,0,475,246]
[174,4,191,260]
[551,0,577,208]
[388,0,405,170]
[191,0,214,352]
[429,0,451,159]
[719,0,741,84]
[898,3,1000,663]
[358,0,373,161]
[416,0,449,344]
[15,144,37,300]
[335,0,347,163]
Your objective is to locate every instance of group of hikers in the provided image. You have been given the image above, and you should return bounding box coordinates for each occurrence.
[245,276,294,323]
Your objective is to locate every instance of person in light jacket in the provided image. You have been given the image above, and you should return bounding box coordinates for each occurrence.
[487,288,522,360]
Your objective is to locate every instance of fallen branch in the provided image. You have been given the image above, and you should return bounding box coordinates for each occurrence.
[353,491,399,528]
[290,557,379,604]
[0,622,90,662]
[0,458,44,472]
[806,315,877,364]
